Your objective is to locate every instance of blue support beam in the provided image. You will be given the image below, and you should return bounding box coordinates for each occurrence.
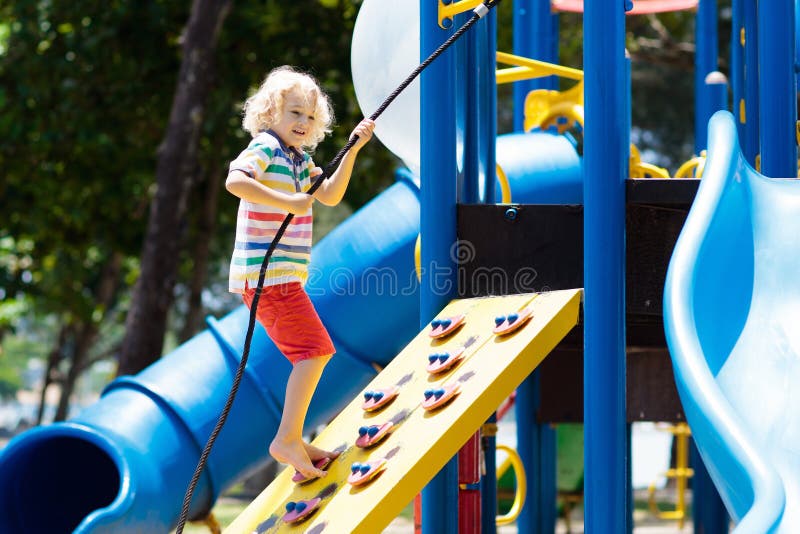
[480,413,498,534]
[513,1,558,529]
[513,0,559,131]
[731,0,745,143]
[742,0,759,164]
[695,0,719,153]
[516,373,556,533]
[582,0,627,532]
[757,0,797,177]
[420,0,459,531]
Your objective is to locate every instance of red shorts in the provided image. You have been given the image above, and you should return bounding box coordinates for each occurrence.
[242,282,335,364]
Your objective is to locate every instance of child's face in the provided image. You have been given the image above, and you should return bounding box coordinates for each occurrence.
[272,91,316,149]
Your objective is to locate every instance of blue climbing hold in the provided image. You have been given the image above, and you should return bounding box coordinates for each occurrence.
[434,389,446,399]
[295,502,307,513]
[508,313,519,323]
[286,501,296,512]
[495,316,506,326]
[359,465,371,474]
[431,319,442,328]
[373,392,384,401]
[438,354,449,363]
[364,391,373,401]
[424,389,434,399]
[441,319,452,329]
[428,354,438,363]
[367,426,379,437]
[358,426,368,436]
[351,463,361,473]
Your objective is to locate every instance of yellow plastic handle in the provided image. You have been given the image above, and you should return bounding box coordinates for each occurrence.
[495,444,527,526]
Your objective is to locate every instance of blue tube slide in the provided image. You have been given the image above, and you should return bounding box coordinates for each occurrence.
[0,130,580,533]
[664,111,800,532]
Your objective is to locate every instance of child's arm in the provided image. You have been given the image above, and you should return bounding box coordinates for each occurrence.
[226,170,313,214]
[314,119,376,207]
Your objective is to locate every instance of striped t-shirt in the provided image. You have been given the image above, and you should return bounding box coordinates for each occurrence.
[228,130,316,293]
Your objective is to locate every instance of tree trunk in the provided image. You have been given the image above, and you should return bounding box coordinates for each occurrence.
[179,161,223,343]
[54,253,122,421]
[36,325,70,425]
[117,0,232,376]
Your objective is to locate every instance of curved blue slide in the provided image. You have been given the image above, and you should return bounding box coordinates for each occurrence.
[0,130,580,533]
[664,111,800,532]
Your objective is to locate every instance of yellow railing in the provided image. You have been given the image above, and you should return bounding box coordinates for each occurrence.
[496,51,584,84]
[630,144,670,179]
[647,423,694,529]
[675,151,707,178]
[438,0,484,28]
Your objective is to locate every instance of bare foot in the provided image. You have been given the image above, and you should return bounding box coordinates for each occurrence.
[303,442,340,462]
[269,437,325,479]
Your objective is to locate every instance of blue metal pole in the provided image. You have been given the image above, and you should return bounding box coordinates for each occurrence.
[480,413,498,534]
[462,11,497,205]
[706,72,728,116]
[731,0,745,142]
[583,0,627,532]
[420,1,459,531]
[484,9,497,204]
[513,0,559,131]
[516,373,556,533]
[513,0,558,528]
[691,441,731,533]
[757,0,797,177]
[742,0,759,164]
[695,0,719,154]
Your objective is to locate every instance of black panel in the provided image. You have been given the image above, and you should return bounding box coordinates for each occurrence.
[456,181,696,422]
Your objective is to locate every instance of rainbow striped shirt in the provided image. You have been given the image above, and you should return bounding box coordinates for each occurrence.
[228,131,315,293]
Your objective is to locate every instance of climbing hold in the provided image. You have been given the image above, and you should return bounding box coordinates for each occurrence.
[282,497,322,524]
[351,463,361,473]
[348,458,389,487]
[364,391,374,401]
[292,456,332,484]
[438,354,449,363]
[424,389,434,399]
[495,316,506,326]
[361,385,399,412]
[428,354,439,363]
[422,382,462,411]
[493,307,533,336]
[356,421,394,448]
[358,426,368,436]
[429,313,466,339]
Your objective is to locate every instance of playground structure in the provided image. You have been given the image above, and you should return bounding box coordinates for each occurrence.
[0,0,798,533]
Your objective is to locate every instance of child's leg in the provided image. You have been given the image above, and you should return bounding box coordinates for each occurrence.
[269,354,332,478]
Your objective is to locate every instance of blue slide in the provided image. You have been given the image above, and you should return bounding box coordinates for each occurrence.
[664,111,800,532]
[0,131,580,532]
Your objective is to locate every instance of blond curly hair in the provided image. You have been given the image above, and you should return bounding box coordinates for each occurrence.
[242,66,334,151]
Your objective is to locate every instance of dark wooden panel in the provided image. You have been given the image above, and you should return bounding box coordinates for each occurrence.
[457,185,696,422]
[537,338,686,423]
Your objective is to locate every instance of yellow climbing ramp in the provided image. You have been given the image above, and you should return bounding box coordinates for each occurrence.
[225,289,582,534]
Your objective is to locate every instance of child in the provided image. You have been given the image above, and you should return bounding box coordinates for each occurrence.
[225,66,375,479]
